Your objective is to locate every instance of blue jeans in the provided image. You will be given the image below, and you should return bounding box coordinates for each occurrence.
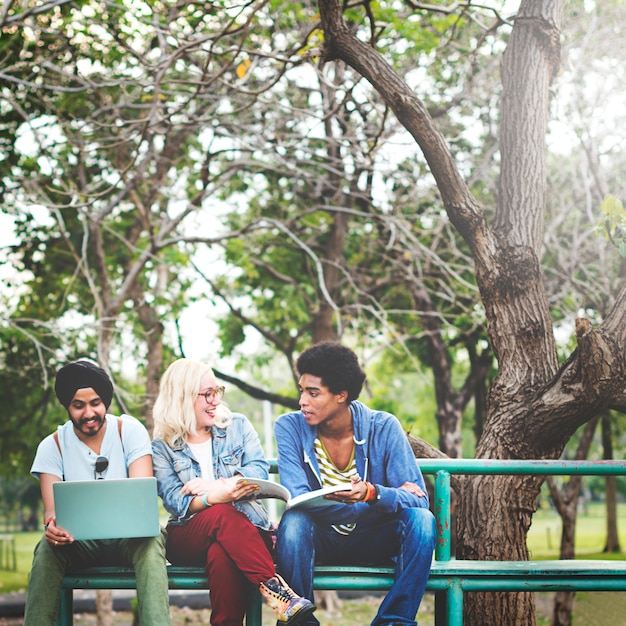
[23,529,171,626]
[276,507,435,626]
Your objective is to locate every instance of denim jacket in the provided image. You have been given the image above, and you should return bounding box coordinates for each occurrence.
[275,400,430,525]
[152,412,272,530]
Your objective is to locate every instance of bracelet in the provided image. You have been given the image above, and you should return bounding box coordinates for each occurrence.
[361,482,373,502]
[201,494,211,508]
[44,517,55,530]
[367,483,380,505]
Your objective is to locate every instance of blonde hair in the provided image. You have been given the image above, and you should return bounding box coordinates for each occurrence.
[152,358,231,447]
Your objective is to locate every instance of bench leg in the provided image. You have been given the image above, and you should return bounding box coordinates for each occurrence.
[434,589,447,626]
[245,587,262,626]
[56,589,74,626]
[446,582,463,626]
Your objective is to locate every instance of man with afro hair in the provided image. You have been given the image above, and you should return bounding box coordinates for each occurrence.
[274,342,435,626]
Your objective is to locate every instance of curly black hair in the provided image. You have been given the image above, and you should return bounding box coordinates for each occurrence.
[296,342,366,404]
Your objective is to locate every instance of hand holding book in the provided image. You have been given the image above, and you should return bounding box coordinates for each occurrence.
[235,477,353,509]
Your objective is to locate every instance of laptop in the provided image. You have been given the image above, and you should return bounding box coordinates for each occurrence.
[53,477,160,540]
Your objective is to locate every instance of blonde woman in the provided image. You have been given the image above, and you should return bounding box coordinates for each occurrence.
[151,358,315,626]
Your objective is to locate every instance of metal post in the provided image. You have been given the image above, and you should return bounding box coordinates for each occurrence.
[56,589,74,626]
[435,470,451,561]
[245,586,263,626]
[446,581,464,626]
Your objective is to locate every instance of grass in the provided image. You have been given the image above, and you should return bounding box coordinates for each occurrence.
[527,501,626,558]
[0,532,36,595]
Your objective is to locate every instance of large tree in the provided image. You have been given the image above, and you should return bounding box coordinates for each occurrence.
[3,1,626,622]
[198,2,499,456]
[315,0,626,624]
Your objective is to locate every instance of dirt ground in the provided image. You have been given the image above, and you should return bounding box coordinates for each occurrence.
[0,593,429,625]
[2,591,625,625]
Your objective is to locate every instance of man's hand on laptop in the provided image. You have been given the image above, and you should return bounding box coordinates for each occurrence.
[45,517,74,546]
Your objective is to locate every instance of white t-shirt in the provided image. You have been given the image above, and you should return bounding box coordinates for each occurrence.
[30,414,152,482]
[188,438,215,481]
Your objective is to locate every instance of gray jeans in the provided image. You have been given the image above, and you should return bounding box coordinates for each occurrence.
[23,529,171,625]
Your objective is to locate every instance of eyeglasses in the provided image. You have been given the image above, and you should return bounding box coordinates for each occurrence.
[94,456,109,480]
[197,386,226,403]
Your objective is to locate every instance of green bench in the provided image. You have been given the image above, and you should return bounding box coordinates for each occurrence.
[57,459,626,626]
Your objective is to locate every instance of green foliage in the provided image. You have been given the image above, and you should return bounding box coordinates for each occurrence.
[367,353,439,445]
[0,477,41,530]
[1,0,623,471]
[217,314,247,357]
[596,195,626,257]
[0,325,65,476]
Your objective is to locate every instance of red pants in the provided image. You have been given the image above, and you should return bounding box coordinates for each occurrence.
[166,504,275,626]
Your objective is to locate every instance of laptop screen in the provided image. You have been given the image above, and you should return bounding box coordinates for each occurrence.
[53,477,160,540]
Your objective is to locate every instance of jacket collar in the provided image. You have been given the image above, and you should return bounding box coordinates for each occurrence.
[301,400,373,479]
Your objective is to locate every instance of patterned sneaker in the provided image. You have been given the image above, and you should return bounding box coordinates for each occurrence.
[259,574,316,625]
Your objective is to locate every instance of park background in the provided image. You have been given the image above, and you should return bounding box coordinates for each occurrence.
[1,0,626,624]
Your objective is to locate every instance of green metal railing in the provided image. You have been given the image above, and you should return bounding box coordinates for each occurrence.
[416,458,626,561]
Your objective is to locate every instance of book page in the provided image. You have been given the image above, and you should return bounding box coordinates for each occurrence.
[235,477,291,502]
[287,483,353,510]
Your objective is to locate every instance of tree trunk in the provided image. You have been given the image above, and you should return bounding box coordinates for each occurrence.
[601,414,621,552]
[546,418,598,626]
[96,588,113,626]
[310,61,352,345]
[551,591,575,626]
[457,472,541,625]
[130,280,164,432]
[427,304,491,459]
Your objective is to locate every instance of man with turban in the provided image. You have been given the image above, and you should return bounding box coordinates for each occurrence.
[23,360,171,625]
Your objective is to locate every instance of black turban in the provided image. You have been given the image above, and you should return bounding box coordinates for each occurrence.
[54,360,114,409]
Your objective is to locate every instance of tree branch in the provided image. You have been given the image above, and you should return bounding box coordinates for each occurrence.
[317,0,493,262]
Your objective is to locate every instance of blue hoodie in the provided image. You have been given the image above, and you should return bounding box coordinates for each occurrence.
[275,400,430,525]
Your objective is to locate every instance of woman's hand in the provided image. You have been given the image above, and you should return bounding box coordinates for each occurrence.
[180,477,213,497]
[182,476,259,504]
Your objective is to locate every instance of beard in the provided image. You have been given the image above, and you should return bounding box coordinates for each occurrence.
[70,415,105,437]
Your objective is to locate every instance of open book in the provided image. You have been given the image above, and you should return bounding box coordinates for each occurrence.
[235,477,353,510]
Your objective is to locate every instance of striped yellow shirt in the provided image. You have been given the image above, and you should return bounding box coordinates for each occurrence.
[314,437,359,535]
